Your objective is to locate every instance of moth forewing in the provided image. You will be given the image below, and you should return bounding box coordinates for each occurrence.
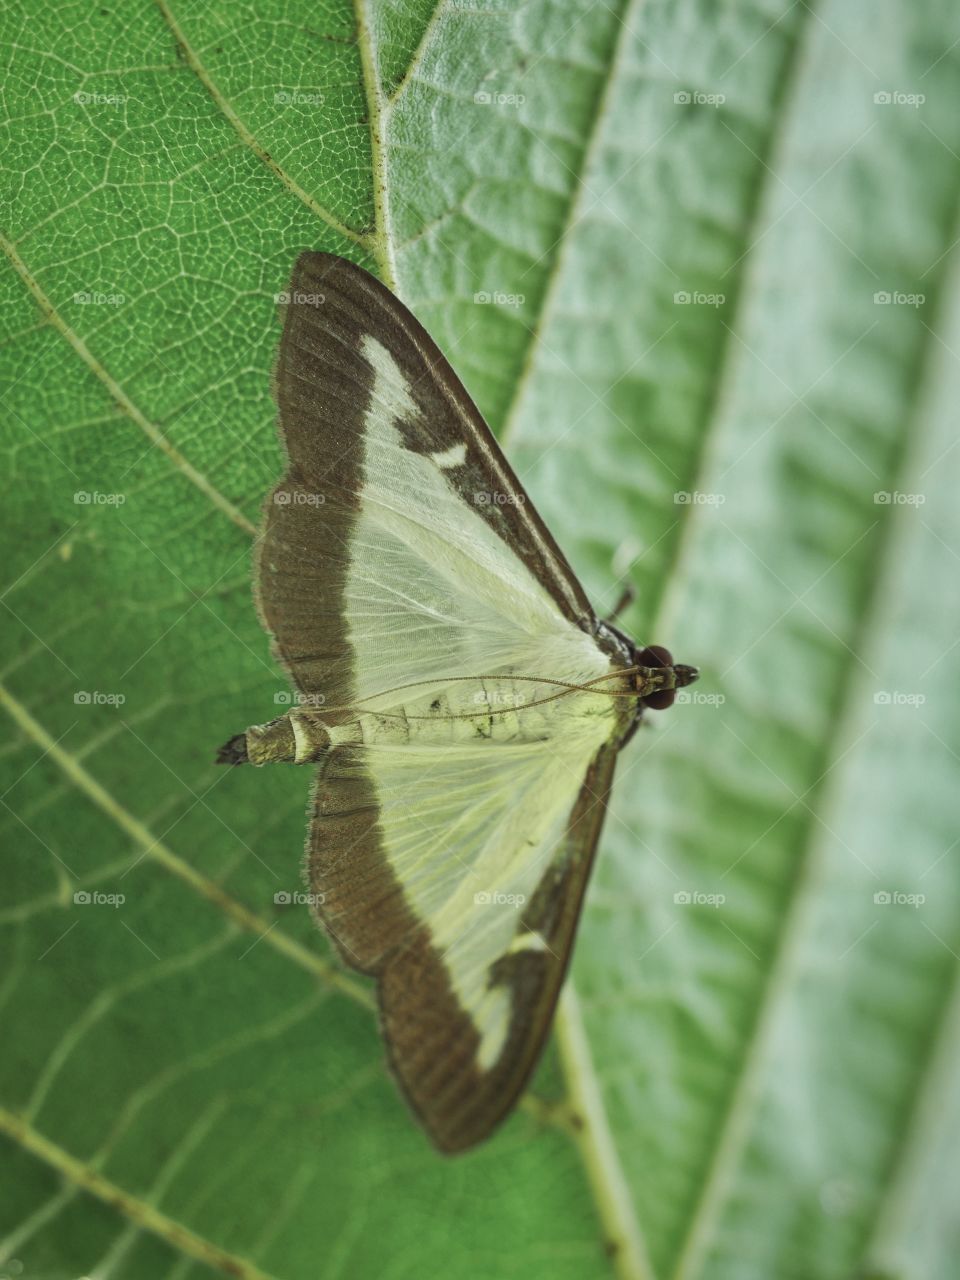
[218,251,699,1152]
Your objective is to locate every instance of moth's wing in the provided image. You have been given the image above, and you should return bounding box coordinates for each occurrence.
[262,252,622,1149]
[307,731,618,1153]
[257,251,602,711]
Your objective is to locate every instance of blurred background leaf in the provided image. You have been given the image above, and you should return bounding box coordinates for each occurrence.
[2,1,959,1279]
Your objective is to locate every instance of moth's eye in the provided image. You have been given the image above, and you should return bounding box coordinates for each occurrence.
[638,644,673,668]
[637,644,675,710]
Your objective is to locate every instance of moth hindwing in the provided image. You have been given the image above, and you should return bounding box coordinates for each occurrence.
[217,252,698,1152]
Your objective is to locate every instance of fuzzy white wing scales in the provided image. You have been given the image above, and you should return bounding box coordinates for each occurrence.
[351,721,612,1071]
[343,337,611,710]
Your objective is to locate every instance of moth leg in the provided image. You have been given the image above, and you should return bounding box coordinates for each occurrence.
[605,583,636,623]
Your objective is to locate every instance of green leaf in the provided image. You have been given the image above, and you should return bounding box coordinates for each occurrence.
[2,2,959,1279]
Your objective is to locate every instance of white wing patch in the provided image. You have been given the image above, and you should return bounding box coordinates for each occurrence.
[430,442,468,469]
[506,931,549,954]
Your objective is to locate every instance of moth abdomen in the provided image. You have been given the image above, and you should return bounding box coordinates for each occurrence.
[215,733,249,765]
[215,709,330,766]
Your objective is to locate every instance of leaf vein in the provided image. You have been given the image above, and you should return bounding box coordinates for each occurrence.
[0,234,257,537]
[155,0,371,250]
[0,1106,279,1280]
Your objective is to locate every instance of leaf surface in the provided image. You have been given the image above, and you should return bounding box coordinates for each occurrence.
[2,2,959,1278]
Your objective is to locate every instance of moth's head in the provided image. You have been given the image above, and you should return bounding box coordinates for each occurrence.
[634,644,700,710]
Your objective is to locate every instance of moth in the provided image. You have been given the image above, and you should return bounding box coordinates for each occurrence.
[218,252,698,1153]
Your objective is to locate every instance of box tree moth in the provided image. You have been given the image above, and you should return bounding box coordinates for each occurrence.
[218,252,698,1153]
